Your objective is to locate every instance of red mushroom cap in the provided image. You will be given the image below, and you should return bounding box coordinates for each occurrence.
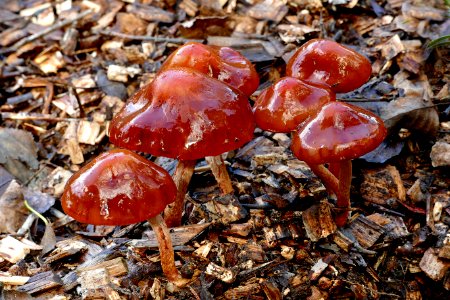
[291,102,387,164]
[109,68,255,160]
[61,149,176,226]
[159,42,259,96]
[286,39,372,93]
[253,77,335,133]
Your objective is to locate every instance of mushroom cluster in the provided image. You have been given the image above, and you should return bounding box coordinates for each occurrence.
[109,42,258,227]
[254,38,387,226]
[61,43,259,285]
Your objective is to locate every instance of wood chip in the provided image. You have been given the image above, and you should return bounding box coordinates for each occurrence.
[205,262,236,283]
[419,248,449,281]
[0,236,31,263]
[349,215,385,249]
[129,223,211,249]
[360,165,406,205]
[302,201,337,242]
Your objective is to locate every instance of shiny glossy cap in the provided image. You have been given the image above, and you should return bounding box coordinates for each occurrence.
[291,102,387,164]
[109,68,255,160]
[159,42,259,96]
[253,77,335,133]
[61,149,176,225]
[287,39,372,93]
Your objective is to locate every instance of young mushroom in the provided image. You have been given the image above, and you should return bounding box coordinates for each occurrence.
[160,42,259,97]
[253,76,339,194]
[109,68,255,227]
[290,102,387,226]
[61,149,188,286]
[159,42,259,195]
[286,39,372,93]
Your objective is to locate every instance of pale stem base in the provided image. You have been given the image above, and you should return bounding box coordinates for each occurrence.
[148,214,189,287]
[164,159,196,228]
[205,155,234,195]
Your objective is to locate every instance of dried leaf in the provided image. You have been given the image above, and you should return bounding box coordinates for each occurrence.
[0,128,39,182]
[0,180,28,234]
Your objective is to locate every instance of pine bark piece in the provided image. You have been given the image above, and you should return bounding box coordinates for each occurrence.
[129,223,211,249]
[44,238,88,264]
[261,280,282,300]
[302,201,337,242]
[348,215,385,249]
[360,165,406,205]
[205,262,236,283]
[17,271,63,294]
[224,282,261,300]
[419,248,449,281]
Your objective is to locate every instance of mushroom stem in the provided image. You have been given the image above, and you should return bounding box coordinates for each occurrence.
[335,160,352,227]
[205,155,234,194]
[308,163,339,196]
[147,214,188,287]
[164,160,196,228]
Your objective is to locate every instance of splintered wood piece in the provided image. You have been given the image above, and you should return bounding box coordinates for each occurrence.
[333,230,354,252]
[360,165,406,205]
[348,215,385,249]
[150,278,165,300]
[438,245,450,260]
[129,223,211,249]
[302,201,337,242]
[224,282,261,300]
[77,120,101,145]
[205,262,237,283]
[0,275,30,285]
[0,236,31,263]
[240,243,267,263]
[77,257,129,277]
[309,255,335,281]
[366,213,410,240]
[44,238,88,264]
[78,268,121,299]
[263,224,291,243]
[203,194,247,224]
[261,280,282,300]
[17,271,63,294]
[419,248,449,281]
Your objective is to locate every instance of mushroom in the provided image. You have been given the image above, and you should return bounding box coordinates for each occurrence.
[290,102,387,226]
[253,76,338,194]
[159,42,259,97]
[109,68,255,227]
[286,39,372,93]
[61,149,188,286]
[159,42,259,196]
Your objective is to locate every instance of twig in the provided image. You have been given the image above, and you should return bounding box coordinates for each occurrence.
[0,9,93,55]
[98,30,204,44]
[1,112,79,122]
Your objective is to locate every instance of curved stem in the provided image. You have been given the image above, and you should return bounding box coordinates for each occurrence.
[205,155,234,194]
[308,163,339,196]
[164,160,196,228]
[148,214,188,287]
[328,162,340,178]
[335,160,352,227]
